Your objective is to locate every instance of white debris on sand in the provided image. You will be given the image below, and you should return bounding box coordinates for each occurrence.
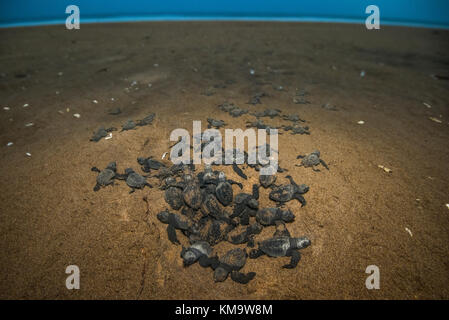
[429,117,442,123]
[249,69,255,75]
[378,165,392,173]
[25,122,34,127]
[446,204,449,210]
[23,103,29,108]
[105,133,112,140]
[57,72,63,76]
[360,70,366,77]
[405,227,413,237]
[423,102,432,108]
[6,142,13,147]
[3,106,10,111]
[162,152,168,160]
[92,100,98,104]
[73,113,81,118]
[26,152,31,157]
[357,120,365,125]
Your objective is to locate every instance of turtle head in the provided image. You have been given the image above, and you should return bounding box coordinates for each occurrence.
[106,161,117,172]
[181,248,199,266]
[292,236,311,250]
[311,150,320,157]
[218,171,226,182]
[156,210,170,223]
[213,267,229,282]
[247,198,259,209]
[125,168,134,175]
[281,209,295,222]
[297,184,309,194]
[137,157,146,165]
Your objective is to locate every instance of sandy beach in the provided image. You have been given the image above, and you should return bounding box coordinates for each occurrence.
[0,21,448,299]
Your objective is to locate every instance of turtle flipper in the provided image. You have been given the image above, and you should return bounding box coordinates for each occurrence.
[283,250,300,269]
[93,183,101,192]
[293,193,306,207]
[228,179,243,189]
[167,224,180,244]
[91,167,101,173]
[296,155,305,159]
[231,271,256,284]
[252,184,259,200]
[320,159,329,170]
[312,167,321,172]
[249,249,264,259]
[232,163,247,180]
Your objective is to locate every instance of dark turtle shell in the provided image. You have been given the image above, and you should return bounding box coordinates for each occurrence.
[269,184,295,202]
[259,174,276,188]
[165,187,184,210]
[215,180,233,206]
[220,248,247,269]
[96,168,115,186]
[126,172,147,188]
[258,237,291,257]
[183,181,202,209]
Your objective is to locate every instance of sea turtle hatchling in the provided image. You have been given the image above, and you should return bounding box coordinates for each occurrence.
[227,222,263,246]
[207,118,226,129]
[117,168,152,193]
[256,207,295,226]
[137,156,166,173]
[180,241,216,267]
[157,210,193,244]
[136,113,155,126]
[296,150,329,171]
[251,108,282,119]
[269,175,309,207]
[282,124,310,135]
[249,228,311,269]
[91,161,117,191]
[259,174,277,188]
[213,248,256,284]
[282,114,305,122]
[120,119,137,132]
[90,127,117,142]
[162,177,184,210]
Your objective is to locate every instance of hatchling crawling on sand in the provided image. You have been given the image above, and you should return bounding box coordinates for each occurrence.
[137,156,166,173]
[91,161,117,191]
[259,174,277,188]
[181,241,217,267]
[269,175,309,207]
[296,150,329,171]
[212,248,256,284]
[137,113,155,126]
[116,168,152,193]
[208,172,243,206]
[251,108,282,119]
[120,119,137,132]
[256,207,294,226]
[157,210,193,244]
[227,222,263,246]
[282,124,310,135]
[207,118,226,129]
[249,226,311,269]
[90,126,117,142]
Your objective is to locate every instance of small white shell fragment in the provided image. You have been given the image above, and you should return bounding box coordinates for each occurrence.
[153,63,159,67]
[249,69,255,75]
[357,120,365,125]
[92,100,98,104]
[423,102,432,108]
[25,122,34,127]
[105,133,112,140]
[111,97,115,101]
[148,83,152,88]
[58,110,64,114]
[6,142,13,147]
[66,108,70,112]
[26,152,31,157]
[3,107,10,111]
[162,152,168,160]
[23,103,29,107]
[378,165,392,173]
[429,117,442,123]
[446,204,449,210]
[57,72,63,76]
[405,227,413,237]
[73,113,81,118]
[55,91,60,95]
[360,70,366,77]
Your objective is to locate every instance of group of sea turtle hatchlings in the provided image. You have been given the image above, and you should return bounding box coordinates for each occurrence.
[90,101,330,284]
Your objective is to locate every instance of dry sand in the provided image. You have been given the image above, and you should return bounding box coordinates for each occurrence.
[0,22,448,299]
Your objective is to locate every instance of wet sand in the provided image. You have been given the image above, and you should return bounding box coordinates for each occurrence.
[0,22,448,299]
